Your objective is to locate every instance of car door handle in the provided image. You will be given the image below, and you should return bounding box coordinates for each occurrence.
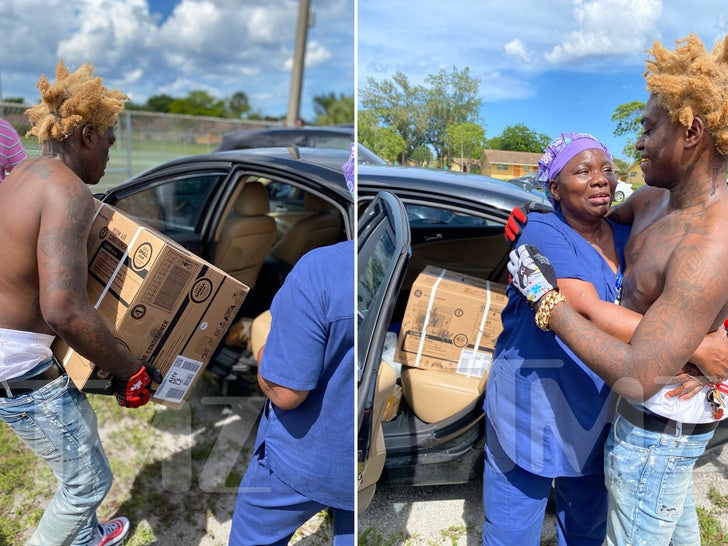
[424,233,443,242]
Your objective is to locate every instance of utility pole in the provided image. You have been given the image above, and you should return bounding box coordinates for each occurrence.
[286,0,311,127]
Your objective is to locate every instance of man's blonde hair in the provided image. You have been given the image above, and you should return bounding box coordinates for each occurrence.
[644,33,728,155]
[26,61,128,144]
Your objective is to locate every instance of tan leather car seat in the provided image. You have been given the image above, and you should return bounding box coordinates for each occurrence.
[400,366,489,424]
[270,193,342,267]
[214,182,277,289]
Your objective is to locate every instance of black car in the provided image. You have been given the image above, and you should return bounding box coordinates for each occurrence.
[506,171,541,192]
[355,165,728,510]
[96,147,355,378]
[214,125,385,166]
[355,166,550,509]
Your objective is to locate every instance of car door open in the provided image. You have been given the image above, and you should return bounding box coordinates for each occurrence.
[357,191,410,512]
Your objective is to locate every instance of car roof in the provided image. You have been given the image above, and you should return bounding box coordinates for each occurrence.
[357,164,550,214]
[215,125,354,151]
[113,146,353,201]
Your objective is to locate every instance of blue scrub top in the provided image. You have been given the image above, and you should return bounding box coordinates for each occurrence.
[256,240,354,510]
[485,211,631,477]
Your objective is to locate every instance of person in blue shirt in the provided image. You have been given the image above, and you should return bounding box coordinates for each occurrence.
[483,133,632,545]
[483,131,727,546]
[229,240,354,546]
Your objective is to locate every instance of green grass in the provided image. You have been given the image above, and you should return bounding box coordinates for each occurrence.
[0,380,253,545]
[436,524,470,545]
[358,527,413,545]
[699,487,728,545]
[0,424,53,545]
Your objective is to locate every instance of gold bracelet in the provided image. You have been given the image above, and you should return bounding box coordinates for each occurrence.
[535,291,567,331]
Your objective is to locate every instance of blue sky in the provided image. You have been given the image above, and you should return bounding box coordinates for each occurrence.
[357,0,728,162]
[0,0,353,122]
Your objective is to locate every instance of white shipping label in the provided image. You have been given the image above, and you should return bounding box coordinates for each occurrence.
[154,355,203,403]
[456,349,491,377]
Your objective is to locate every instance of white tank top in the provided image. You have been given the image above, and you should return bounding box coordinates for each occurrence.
[643,382,728,424]
[0,328,56,381]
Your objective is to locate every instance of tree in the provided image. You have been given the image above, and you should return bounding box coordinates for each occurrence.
[612,157,630,180]
[411,145,433,167]
[226,91,251,118]
[424,66,482,167]
[487,123,551,153]
[313,93,354,125]
[146,94,175,113]
[358,109,405,164]
[360,71,429,164]
[611,101,645,162]
[446,122,486,168]
[168,90,227,117]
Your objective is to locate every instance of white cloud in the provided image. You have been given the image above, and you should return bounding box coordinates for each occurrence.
[0,0,352,118]
[504,39,530,64]
[544,0,662,64]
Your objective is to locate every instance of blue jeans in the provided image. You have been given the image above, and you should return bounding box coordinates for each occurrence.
[0,374,113,546]
[229,457,354,546]
[605,409,714,546]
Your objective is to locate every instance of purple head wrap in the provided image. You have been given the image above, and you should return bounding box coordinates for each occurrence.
[342,143,355,193]
[538,132,612,206]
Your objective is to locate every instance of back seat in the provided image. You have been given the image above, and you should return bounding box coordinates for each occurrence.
[400,365,488,424]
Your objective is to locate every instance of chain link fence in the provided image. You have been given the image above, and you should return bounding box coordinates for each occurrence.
[1,101,279,193]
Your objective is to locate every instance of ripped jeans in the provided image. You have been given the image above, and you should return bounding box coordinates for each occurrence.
[0,374,112,545]
[604,410,714,546]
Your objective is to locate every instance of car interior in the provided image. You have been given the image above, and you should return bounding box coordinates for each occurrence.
[359,197,512,500]
[110,174,350,391]
[212,180,277,290]
[208,177,350,388]
[382,217,509,417]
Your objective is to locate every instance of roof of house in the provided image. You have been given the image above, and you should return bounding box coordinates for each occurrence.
[483,149,543,166]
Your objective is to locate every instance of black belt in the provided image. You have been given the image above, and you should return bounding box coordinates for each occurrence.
[0,358,64,398]
[617,397,719,436]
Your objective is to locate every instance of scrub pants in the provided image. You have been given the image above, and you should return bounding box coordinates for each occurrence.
[229,457,354,546]
[483,420,607,546]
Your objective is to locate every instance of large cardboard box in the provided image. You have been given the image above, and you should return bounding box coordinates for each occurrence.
[395,266,507,376]
[53,201,249,408]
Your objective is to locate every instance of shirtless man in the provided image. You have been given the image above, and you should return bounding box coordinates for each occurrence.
[509,34,728,545]
[0,62,157,546]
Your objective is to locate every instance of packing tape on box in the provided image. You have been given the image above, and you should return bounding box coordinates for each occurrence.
[414,269,446,368]
[413,270,493,376]
[467,280,492,377]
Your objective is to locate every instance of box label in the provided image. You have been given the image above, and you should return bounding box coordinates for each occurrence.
[153,355,204,404]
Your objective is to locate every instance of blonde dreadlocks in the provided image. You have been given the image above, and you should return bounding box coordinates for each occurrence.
[644,33,728,156]
[25,61,128,144]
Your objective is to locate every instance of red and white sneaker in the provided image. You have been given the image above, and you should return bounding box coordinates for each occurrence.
[93,516,130,546]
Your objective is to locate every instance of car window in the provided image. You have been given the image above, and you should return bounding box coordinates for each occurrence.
[357,193,410,382]
[316,135,351,150]
[113,174,221,235]
[267,181,307,213]
[405,203,498,228]
[358,221,397,328]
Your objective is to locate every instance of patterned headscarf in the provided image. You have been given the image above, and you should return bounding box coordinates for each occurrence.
[341,143,355,193]
[537,132,612,206]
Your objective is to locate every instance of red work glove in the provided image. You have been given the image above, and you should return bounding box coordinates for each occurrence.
[112,361,163,408]
[504,202,552,247]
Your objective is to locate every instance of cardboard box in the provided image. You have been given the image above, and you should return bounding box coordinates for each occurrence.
[394,266,507,376]
[53,201,249,408]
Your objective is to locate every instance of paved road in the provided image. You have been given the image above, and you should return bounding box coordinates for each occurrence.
[359,443,728,545]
